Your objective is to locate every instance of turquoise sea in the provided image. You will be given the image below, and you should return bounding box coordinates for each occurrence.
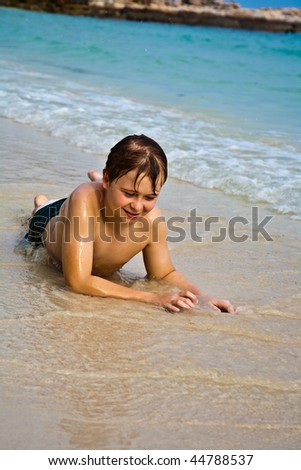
[231,1,301,8]
[1,6,301,451]
[0,6,300,218]
[229,1,301,7]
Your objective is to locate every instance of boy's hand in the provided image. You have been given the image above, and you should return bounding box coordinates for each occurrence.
[155,291,235,314]
[202,295,235,313]
[157,291,199,313]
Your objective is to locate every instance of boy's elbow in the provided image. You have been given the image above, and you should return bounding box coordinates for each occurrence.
[64,274,107,298]
[65,275,88,295]
[160,269,177,281]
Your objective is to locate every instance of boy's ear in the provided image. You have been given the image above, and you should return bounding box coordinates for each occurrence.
[102,170,110,189]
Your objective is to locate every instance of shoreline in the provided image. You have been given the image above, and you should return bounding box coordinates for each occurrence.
[0,1,301,33]
[1,114,300,316]
[2,115,300,274]
[1,116,301,449]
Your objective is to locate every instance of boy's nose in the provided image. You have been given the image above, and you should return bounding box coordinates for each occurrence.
[130,198,143,213]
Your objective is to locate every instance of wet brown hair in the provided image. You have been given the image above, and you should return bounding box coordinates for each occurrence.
[104,134,168,194]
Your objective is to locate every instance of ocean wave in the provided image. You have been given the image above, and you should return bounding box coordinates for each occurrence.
[1,61,300,219]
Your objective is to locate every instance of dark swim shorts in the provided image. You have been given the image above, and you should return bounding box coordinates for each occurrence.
[25,198,67,246]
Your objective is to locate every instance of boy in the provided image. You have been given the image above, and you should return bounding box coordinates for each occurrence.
[27,134,234,313]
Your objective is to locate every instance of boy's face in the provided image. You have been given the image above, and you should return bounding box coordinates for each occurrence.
[102,170,161,220]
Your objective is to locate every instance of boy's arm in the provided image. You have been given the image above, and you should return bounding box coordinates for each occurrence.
[143,218,235,313]
[162,270,235,313]
[61,190,152,303]
[60,190,197,312]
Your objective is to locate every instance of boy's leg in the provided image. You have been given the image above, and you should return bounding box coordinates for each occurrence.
[31,172,100,216]
[32,171,101,216]
[87,170,102,182]
[32,194,48,215]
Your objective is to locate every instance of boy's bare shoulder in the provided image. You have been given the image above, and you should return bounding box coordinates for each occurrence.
[147,205,163,222]
[67,182,103,211]
[70,181,101,196]
[147,206,166,234]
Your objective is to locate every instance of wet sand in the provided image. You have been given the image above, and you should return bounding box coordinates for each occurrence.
[0,118,300,449]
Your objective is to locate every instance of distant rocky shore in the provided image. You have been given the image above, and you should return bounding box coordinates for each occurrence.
[1,0,301,33]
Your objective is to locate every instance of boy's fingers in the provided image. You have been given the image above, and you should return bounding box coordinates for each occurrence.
[177,297,198,310]
[179,291,198,304]
[165,303,180,313]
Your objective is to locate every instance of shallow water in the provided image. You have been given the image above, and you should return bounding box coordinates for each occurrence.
[1,8,301,218]
[0,118,300,449]
[1,6,301,450]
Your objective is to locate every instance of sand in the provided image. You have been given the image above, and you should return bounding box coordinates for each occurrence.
[0,117,300,449]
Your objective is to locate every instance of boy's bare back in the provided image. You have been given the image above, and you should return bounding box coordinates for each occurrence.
[27,134,235,313]
[44,180,165,277]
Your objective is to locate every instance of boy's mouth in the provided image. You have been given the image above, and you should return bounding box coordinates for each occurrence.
[123,208,141,219]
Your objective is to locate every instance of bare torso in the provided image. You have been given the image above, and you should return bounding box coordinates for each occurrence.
[44,181,156,276]
[37,175,234,313]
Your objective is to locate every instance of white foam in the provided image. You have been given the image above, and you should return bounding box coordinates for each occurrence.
[1,62,300,218]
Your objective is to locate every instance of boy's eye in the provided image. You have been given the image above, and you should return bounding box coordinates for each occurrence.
[122,191,157,201]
